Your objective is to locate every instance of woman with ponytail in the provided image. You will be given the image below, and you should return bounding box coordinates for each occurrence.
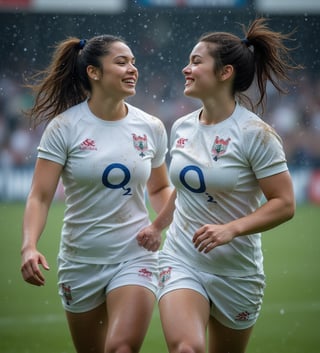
[21,35,171,353]
[137,18,300,353]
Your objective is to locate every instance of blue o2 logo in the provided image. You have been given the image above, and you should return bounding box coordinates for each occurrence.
[180,165,217,203]
[102,163,132,195]
[180,165,206,193]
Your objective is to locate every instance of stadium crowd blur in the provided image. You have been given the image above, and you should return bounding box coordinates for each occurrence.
[1,5,320,203]
[1,68,320,168]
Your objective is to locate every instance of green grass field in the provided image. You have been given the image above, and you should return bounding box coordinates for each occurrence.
[0,202,319,353]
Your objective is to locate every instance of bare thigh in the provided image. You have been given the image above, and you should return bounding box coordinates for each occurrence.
[159,289,210,353]
[105,285,156,353]
[208,315,254,353]
[65,302,108,353]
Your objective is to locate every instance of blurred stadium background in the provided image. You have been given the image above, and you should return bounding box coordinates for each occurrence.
[0,2,320,353]
[0,0,320,204]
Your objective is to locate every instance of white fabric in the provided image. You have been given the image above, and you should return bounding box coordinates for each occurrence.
[158,253,265,329]
[38,101,167,264]
[162,103,288,276]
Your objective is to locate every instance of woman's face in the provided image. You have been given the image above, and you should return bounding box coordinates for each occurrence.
[97,41,138,99]
[182,41,219,99]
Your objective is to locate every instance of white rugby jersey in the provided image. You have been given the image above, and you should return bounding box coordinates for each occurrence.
[38,100,167,264]
[162,103,288,276]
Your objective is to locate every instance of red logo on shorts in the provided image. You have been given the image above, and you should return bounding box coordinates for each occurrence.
[138,268,153,280]
[235,311,250,321]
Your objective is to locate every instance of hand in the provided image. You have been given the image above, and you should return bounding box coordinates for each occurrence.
[193,224,235,253]
[136,224,162,252]
[21,248,50,286]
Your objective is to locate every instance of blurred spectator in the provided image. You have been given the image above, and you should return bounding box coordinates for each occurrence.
[0,69,320,202]
[1,71,320,168]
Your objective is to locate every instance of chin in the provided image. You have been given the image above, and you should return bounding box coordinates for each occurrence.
[184,89,197,98]
[126,89,136,96]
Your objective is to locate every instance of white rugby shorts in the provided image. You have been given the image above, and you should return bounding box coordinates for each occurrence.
[57,253,159,313]
[158,252,265,329]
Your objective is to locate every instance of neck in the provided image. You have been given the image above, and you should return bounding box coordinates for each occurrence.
[87,97,127,121]
[200,98,236,125]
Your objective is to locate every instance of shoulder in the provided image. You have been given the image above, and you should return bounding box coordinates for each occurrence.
[126,103,165,129]
[171,108,201,131]
[40,102,87,146]
[236,105,282,143]
[46,101,85,130]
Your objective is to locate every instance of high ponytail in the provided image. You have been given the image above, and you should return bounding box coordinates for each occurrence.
[242,18,302,111]
[25,34,125,127]
[199,17,302,114]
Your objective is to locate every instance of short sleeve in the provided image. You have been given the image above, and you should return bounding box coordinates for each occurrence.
[151,118,168,168]
[243,120,288,179]
[37,116,69,166]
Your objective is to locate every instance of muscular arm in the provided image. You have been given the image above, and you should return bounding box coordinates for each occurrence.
[137,163,174,251]
[231,170,295,235]
[146,162,172,214]
[21,158,63,285]
[193,171,295,252]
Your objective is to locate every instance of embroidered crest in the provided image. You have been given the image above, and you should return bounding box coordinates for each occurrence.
[61,283,73,305]
[176,137,188,148]
[211,136,231,161]
[132,133,148,157]
[158,266,172,288]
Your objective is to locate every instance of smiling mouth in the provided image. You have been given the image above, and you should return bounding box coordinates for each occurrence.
[123,79,136,85]
[185,78,194,86]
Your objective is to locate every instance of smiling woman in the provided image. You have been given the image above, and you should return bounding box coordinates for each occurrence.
[137,17,301,353]
[20,34,172,353]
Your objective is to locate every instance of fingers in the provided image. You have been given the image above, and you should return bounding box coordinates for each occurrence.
[137,226,162,252]
[193,235,216,253]
[193,226,207,249]
[193,225,218,253]
[139,233,161,252]
[193,224,234,253]
[21,256,49,286]
[136,229,147,246]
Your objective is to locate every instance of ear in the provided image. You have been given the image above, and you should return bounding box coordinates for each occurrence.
[219,65,234,82]
[87,65,100,81]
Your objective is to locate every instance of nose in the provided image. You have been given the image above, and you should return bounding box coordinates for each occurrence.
[128,63,138,73]
[182,64,191,75]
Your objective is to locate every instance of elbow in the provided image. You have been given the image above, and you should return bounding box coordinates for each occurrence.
[283,199,296,222]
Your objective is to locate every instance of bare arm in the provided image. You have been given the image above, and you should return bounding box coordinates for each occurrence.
[193,171,295,253]
[146,162,172,213]
[21,158,63,286]
[136,163,173,251]
[137,189,176,252]
[233,170,295,234]
[152,188,176,231]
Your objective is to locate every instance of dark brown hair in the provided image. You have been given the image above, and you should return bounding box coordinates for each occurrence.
[199,18,302,113]
[25,34,126,127]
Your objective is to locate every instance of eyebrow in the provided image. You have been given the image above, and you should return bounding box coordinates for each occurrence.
[190,54,202,60]
[114,55,135,61]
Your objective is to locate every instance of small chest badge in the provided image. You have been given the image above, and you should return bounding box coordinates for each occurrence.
[211,136,231,161]
[132,133,148,157]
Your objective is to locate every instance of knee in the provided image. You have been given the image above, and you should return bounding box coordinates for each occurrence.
[175,341,205,353]
[105,342,137,353]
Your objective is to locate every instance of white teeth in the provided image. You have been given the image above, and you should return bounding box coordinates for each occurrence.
[124,79,135,84]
